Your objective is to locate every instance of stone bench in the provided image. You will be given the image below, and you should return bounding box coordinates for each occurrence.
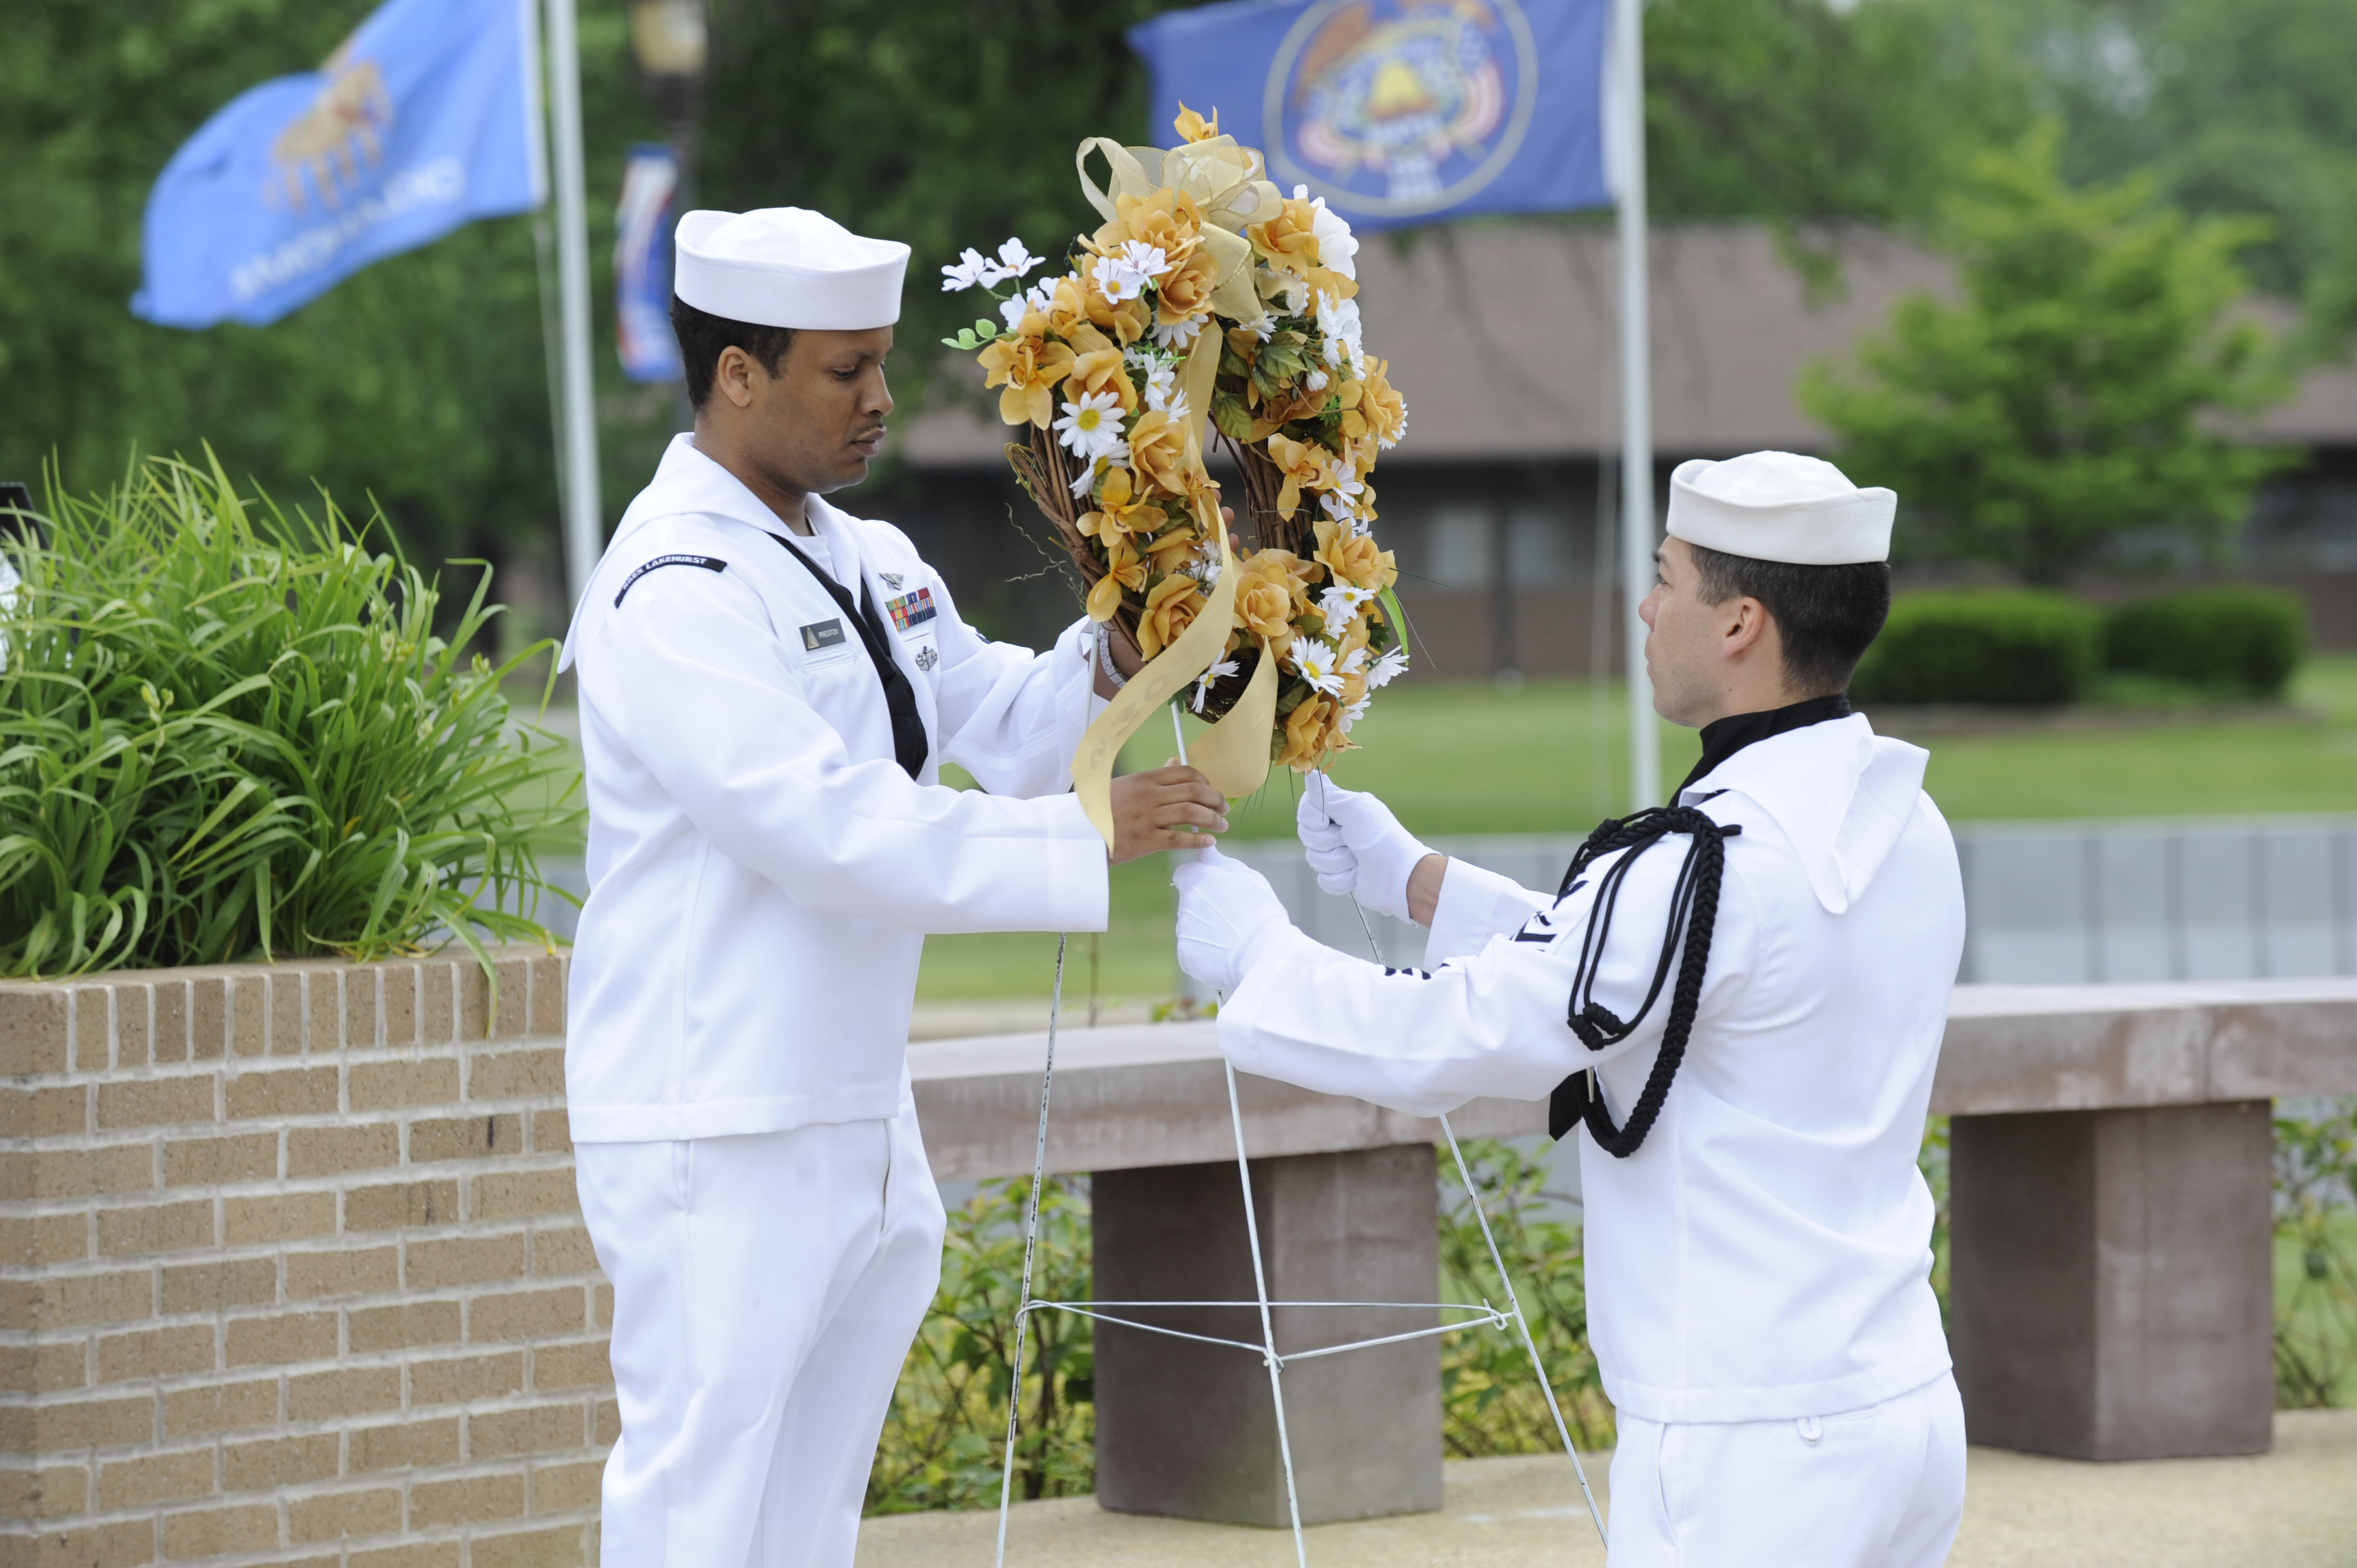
[908,978,2357,1526]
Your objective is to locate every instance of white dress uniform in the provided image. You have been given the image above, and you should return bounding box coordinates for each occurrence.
[557,209,1109,1567]
[1180,455,1970,1567]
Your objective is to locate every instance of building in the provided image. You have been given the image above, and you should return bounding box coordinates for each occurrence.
[877,221,2357,678]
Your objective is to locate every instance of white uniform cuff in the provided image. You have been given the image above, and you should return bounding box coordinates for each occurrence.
[1424,859,1536,964]
[1041,793,1111,933]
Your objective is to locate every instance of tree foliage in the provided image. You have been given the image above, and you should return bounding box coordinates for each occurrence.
[1800,131,2289,584]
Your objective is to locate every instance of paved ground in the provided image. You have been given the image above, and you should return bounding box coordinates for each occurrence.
[856,1410,2357,1567]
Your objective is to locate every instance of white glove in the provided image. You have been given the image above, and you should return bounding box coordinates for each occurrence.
[1173,848,1296,997]
[1296,772,1432,924]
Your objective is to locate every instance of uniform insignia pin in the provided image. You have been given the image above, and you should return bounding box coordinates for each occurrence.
[880,572,904,590]
[914,645,938,672]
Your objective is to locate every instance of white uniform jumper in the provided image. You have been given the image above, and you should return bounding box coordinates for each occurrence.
[560,434,1108,1566]
[1216,715,1969,1567]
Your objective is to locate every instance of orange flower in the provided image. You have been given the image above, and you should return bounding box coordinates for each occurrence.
[1174,103,1221,143]
[1137,574,1206,660]
[1078,256,1153,345]
[1155,247,1221,325]
[1092,188,1205,269]
[1125,409,1193,495]
[1067,342,1139,412]
[977,328,1075,428]
[1087,536,1149,622]
[1241,547,1318,612]
[1347,357,1407,448]
[1247,195,1321,277]
[1078,466,1164,544]
[1264,433,1329,520]
[1314,518,1397,593]
[1140,519,1201,575]
[1279,693,1347,771]
[1236,579,1299,657]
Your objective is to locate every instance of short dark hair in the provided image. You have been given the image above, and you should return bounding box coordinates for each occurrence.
[670,295,796,409]
[1686,541,1892,694]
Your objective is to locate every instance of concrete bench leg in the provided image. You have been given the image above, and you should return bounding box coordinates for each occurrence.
[1092,1144,1444,1526]
[1949,1101,2276,1459]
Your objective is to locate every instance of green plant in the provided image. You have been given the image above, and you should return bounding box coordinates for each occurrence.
[1437,1138,1614,1456]
[1850,590,2099,705]
[2274,1100,2357,1409]
[2102,587,2308,700]
[0,453,578,977]
[1800,128,2290,585]
[868,1174,1095,1514]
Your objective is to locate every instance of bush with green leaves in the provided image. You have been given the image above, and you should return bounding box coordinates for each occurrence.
[0,455,579,977]
[1850,589,2099,706]
[2101,587,2307,700]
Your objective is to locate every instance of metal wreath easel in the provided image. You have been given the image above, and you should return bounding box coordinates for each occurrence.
[991,714,1609,1565]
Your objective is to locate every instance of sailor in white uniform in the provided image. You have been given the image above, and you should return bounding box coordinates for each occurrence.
[1174,452,1968,1567]
[559,207,1227,1566]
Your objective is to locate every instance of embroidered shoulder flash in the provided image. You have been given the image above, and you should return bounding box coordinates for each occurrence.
[614,554,728,607]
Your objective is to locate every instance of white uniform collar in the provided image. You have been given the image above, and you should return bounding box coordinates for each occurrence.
[561,434,871,668]
[1680,713,1928,915]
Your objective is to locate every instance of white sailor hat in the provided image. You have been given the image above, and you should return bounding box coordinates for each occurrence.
[1666,451,1895,566]
[673,207,909,331]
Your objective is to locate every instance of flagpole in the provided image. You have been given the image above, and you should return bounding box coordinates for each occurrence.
[545,0,604,612]
[1611,0,1658,810]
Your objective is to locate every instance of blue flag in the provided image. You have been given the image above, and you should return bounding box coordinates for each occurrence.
[1129,0,1610,232]
[133,0,545,329]
[614,145,683,383]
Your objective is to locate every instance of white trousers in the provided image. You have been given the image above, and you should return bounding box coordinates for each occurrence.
[574,1099,946,1568]
[1605,1373,1966,1568]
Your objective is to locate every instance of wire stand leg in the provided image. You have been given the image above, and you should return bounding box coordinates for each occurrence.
[994,934,1068,1568]
[1224,1058,1309,1566]
[1344,895,1609,1551]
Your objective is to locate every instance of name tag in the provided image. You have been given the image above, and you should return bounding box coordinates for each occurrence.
[885,586,937,633]
[800,618,847,652]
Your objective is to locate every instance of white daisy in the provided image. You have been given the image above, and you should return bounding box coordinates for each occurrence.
[1291,638,1345,697]
[940,247,991,291]
[1118,241,1170,281]
[1306,367,1329,393]
[994,238,1043,280]
[1294,185,1359,281]
[1068,458,1102,499]
[1097,259,1150,303]
[1162,390,1192,425]
[1190,657,1241,714]
[1318,583,1375,626]
[999,279,1054,332]
[1337,695,1371,733]
[1142,361,1179,411]
[1366,646,1409,689]
[1316,291,1366,373]
[1150,316,1205,349]
[1053,392,1127,463]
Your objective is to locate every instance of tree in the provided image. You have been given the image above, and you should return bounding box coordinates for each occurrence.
[1799,131,2289,585]
[2013,0,2357,355]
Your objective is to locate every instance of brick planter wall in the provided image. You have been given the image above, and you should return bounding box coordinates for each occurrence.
[0,950,613,1567]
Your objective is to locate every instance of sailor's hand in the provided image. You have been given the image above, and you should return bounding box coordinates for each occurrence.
[1298,772,1433,924]
[1110,765,1228,863]
[1174,847,1293,995]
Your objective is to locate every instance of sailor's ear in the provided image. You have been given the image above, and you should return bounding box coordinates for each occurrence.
[711,344,765,409]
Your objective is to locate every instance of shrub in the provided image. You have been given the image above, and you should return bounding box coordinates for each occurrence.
[2102,586,2307,699]
[1850,590,2099,706]
[0,454,579,977]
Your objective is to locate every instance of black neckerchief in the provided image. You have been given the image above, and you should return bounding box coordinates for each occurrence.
[769,530,930,781]
[1674,693,1852,800]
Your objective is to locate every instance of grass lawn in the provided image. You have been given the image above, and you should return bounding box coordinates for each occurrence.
[913,654,2357,999]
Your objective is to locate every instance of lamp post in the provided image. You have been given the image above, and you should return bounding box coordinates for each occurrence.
[629,0,708,210]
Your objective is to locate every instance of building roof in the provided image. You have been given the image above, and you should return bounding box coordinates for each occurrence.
[899,221,2357,468]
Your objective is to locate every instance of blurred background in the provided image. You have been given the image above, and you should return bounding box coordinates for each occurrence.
[11,0,2357,1018]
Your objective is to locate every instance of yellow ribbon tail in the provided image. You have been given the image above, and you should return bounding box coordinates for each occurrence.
[1183,639,1278,800]
[1072,522,1239,849]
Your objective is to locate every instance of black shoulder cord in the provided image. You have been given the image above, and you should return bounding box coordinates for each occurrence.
[1546,804,1741,1158]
